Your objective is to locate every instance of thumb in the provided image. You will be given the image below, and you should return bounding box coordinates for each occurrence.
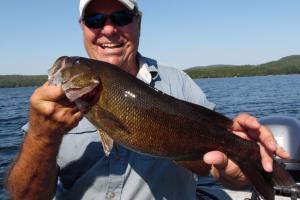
[203,151,228,167]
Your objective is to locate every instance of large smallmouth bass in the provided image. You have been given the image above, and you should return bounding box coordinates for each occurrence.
[49,56,299,200]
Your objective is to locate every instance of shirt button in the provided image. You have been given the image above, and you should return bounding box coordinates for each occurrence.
[107,191,116,199]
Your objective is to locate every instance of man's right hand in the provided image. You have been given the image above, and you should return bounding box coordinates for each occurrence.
[28,82,83,143]
[6,82,84,200]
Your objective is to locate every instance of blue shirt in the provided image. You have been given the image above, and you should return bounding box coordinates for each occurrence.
[23,55,231,200]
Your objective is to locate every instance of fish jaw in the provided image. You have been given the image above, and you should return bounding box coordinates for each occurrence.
[48,56,102,112]
[63,77,100,102]
[48,56,69,86]
[68,83,101,112]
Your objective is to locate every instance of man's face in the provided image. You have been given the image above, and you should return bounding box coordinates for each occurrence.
[81,0,141,74]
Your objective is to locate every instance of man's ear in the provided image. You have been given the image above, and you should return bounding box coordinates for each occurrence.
[79,18,84,30]
[137,15,142,38]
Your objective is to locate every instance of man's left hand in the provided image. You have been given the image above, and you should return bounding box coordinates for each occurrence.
[203,113,290,189]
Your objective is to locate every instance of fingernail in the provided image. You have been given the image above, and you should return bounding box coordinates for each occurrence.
[265,162,273,172]
[281,150,290,158]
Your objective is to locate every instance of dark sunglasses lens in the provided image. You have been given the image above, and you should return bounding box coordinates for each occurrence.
[111,11,134,26]
[84,14,106,29]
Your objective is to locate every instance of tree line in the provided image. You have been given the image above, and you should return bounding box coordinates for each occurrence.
[1,55,300,88]
[0,75,47,88]
[184,55,300,79]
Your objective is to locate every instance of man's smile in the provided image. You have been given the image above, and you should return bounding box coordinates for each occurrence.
[100,42,124,49]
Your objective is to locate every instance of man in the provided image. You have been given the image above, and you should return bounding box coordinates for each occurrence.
[6,0,289,199]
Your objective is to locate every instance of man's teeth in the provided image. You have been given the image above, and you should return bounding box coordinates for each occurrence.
[101,43,122,48]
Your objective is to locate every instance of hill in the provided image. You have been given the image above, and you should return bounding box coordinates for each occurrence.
[184,55,300,79]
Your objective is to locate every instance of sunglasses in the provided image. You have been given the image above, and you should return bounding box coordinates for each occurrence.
[82,10,137,29]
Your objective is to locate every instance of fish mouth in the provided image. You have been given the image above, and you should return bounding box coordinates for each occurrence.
[77,84,100,106]
[48,56,102,112]
[66,84,101,112]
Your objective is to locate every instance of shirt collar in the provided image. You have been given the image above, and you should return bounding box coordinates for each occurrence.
[136,53,160,84]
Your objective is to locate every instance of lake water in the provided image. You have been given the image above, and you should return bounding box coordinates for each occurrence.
[0,87,34,199]
[195,74,300,119]
[0,74,300,199]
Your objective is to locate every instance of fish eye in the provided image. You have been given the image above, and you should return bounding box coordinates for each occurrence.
[74,58,81,66]
[70,56,82,67]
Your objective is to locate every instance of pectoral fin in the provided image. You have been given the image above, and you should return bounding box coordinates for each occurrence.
[97,107,130,134]
[98,130,114,156]
[176,159,211,176]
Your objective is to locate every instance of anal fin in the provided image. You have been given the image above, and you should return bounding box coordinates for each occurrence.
[98,129,114,156]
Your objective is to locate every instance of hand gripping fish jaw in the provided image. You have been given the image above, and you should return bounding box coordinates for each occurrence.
[49,56,102,112]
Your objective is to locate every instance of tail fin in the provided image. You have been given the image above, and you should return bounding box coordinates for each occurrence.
[272,161,296,186]
[239,158,299,200]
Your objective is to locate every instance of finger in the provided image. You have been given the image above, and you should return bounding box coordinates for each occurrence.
[258,125,278,152]
[231,125,262,142]
[205,152,241,178]
[259,143,274,172]
[37,82,75,107]
[203,151,228,169]
[203,151,227,179]
[258,138,290,172]
[232,130,254,141]
[69,110,84,126]
[233,114,280,152]
[232,113,261,132]
[53,107,81,122]
[275,145,290,159]
[206,151,247,187]
[258,125,290,160]
[37,82,66,102]
[69,106,81,114]
[50,110,83,135]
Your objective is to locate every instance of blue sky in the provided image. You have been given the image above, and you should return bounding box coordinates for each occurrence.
[1,0,300,75]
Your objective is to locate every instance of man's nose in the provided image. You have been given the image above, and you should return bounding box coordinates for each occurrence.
[100,19,117,36]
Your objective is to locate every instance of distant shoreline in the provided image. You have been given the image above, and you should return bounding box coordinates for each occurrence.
[1,55,300,88]
[0,75,47,88]
[184,55,300,79]
[1,73,300,89]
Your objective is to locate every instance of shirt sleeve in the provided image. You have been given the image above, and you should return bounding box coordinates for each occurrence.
[21,122,29,135]
[181,71,215,110]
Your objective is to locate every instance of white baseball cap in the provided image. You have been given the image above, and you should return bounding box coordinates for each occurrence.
[79,0,138,18]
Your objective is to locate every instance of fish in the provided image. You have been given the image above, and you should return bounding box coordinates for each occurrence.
[48,56,299,200]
